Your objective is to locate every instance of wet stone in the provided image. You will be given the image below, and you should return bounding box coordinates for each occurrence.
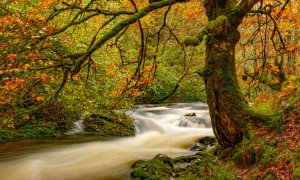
[189,136,217,151]
[184,112,196,116]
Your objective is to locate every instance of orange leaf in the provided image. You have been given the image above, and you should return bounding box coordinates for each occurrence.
[7,54,17,61]
[36,96,45,101]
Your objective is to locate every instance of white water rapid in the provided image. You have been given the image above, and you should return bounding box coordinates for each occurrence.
[65,118,85,135]
[0,103,213,180]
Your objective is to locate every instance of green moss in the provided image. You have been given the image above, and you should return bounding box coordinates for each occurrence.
[0,129,23,143]
[225,2,243,28]
[173,154,206,164]
[174,154,236,179]
[132,151,237,180]
[19,122,62,138]
[250,103,276,116]
[131,154,174,180]
[197,67,213,77]
[245,123,256,139]
[261,146,279,167]
[83,110,134,137]
[292,167,300,179]
[231,137,265,165]
[232,147,243,164]
[263,171,277,180]
[267,113,286,132]
[0,120,65,143]
[183,37,200,46]
[183,15,228,48]
[197,15,228,41]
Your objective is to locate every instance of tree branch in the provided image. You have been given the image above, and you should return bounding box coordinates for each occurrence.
[71,0,190,75]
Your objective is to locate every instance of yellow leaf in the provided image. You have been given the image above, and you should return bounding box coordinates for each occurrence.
[23,64,30,69]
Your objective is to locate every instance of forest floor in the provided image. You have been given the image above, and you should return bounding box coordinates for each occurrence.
[231,108,300,179]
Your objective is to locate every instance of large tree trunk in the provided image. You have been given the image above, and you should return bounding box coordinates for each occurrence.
[204,31,252,147]
[202,0,264,147]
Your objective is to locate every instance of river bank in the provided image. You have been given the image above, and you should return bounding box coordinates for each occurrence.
[0,109,134,143]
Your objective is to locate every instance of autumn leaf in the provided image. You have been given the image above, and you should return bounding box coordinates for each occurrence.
[36,96,46,101]
[23,64,30,69]
[7,54,17,62]
[72,74,79,81]
[38,73,48,83]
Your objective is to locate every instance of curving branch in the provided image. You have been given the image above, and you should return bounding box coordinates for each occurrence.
[71,0,190,75]
[184,15,228,46]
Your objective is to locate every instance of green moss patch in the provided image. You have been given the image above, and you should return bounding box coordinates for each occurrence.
[132,150,236,180]
[131,154,174,180]
[0,120,65,143]
[83,110,134,137]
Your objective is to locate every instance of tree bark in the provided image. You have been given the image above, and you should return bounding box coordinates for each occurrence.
[204,31,251,147]
[201,0,264,147]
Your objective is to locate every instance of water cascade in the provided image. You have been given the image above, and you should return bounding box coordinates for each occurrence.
[65,118,85,135]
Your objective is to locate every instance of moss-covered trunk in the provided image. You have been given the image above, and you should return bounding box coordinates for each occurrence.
[199,0,265,147]
[204,31,251,147]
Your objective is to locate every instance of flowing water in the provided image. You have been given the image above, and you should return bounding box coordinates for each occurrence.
[0,103,213,180]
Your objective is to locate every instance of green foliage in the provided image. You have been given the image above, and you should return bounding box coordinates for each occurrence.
[136,67,206,104]
[235,141,263,165]
[261,146,279,167]
[174,74,207,102]
[267,114,286,132]
[0,120,64,143]
[251,103,276,116]
[0,99,81,142]
[292,167,300,179]
[0,129,23,143]
[19,121,62,138]
[0,117,15,129]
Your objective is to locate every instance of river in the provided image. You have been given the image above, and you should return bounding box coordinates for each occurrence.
[0,103,213,180]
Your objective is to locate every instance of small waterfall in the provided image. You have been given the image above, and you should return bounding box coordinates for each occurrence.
[66,111,90,135]
[177,118,206,128]
[73,119,85,133]
[176,115,211,128]
[133,115,168,134]
[66,118,85,135]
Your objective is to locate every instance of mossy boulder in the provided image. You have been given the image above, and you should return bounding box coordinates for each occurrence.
[131,154,174,180]
[132,151,236,179]
[189,136,217,151]
[83,110,134,137]
[184,112,197,117]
